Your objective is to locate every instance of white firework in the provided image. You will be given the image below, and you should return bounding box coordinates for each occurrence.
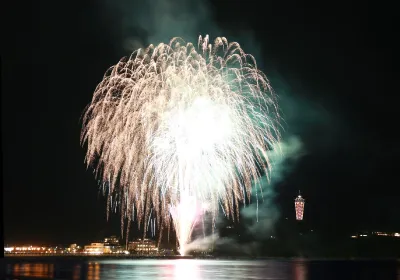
[81,35,281,255]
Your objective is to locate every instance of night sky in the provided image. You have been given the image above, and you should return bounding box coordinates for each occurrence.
[2,0,398,245]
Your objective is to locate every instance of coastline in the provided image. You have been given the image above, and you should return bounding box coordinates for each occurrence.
[4,254,400,262]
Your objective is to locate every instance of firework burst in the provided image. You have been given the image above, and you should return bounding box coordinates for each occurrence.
[81,35,281,255]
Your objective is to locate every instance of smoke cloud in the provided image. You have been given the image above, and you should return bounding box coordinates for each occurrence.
[101,0,221,52]
[184,135,305,255]
[101,0,264,66]
[241,136,304,234]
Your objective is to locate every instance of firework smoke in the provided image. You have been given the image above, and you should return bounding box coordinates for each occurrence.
[81,35,281,255]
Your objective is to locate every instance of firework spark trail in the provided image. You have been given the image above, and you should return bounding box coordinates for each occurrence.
[169,195,201,255]
[81,35,281,255]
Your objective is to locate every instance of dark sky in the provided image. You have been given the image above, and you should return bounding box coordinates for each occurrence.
[2,0,398,245]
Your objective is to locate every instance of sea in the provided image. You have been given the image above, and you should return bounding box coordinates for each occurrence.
[3,257,400,280]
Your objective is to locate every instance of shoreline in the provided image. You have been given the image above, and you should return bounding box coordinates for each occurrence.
[4,254,400,262]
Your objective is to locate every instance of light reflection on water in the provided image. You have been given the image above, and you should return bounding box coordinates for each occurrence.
[4,258,398,280]
[9,263,55,278]
[293,260,307,280]
[174,259,201,280]
[98,259,291,279]
[5,259,292,280]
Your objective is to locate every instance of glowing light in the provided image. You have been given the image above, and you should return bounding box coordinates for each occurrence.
[81,35,281,255]
[295,191,305,221]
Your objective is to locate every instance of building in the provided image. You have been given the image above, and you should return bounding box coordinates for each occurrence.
[373,231,400,237]
[104,236,119,246]
[351,231,400,238]
[128,239,158,255]
[4,246,50,254]
[295,191,305,221]
[84,243,111,254]
[69,244,81,253]
[104,236,123,252]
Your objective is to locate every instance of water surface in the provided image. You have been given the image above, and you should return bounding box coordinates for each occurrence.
[4,258,400,279]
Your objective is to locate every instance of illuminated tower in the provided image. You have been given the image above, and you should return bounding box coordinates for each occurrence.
[295,191,305,220]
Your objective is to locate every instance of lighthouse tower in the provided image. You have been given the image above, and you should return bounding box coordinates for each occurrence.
[294,191,305,221]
